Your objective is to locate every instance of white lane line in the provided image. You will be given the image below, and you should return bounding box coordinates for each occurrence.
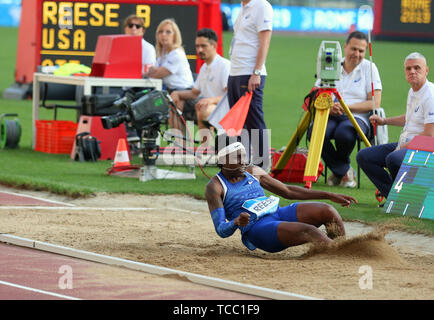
[0,280,81,300]
[0,191,75,207]
[0,234,319,300]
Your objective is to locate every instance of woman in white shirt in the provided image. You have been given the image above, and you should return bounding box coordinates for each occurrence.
[145,18,194,92]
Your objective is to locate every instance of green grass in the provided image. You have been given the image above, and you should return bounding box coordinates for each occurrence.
[1,27,434,235]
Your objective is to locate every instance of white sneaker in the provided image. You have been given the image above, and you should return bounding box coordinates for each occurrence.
[340,167,357,188]
[327,173,341,186]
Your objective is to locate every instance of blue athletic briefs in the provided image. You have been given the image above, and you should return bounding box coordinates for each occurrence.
[245,204,298,253]
[216,171,299,252]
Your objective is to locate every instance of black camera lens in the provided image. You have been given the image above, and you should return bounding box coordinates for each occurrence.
[101,113,129,130]
[325,56,332,63]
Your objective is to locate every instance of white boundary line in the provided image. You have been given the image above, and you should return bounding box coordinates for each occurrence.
[0,206,202,214]
[0,190,75,207]
[0,280,81,300]
[0,206,155,211]
[0,234,319,300]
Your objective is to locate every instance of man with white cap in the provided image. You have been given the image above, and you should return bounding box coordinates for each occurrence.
[205,140,357,253]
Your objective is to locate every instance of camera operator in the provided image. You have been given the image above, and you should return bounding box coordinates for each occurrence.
[310,31,383,188]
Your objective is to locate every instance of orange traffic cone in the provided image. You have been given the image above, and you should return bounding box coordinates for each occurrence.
[107,138,140,175]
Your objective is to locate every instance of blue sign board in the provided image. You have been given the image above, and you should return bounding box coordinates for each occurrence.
[0,0,21,27]
[221,4,374,33]
[2,1,374,34]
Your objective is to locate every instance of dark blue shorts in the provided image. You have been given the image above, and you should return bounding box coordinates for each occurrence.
[245,203,299,253]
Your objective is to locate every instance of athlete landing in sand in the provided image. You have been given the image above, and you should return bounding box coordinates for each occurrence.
[205,142,357,253]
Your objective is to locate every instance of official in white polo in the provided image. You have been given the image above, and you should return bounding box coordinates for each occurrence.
[357,52,434,199]
[312,31,383,188]
[227,0,273,171]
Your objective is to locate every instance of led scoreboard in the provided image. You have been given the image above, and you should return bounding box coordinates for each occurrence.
[384,136,434,220]
[40,1,201,68]
[11,0,222,85]
[373,0,434,42]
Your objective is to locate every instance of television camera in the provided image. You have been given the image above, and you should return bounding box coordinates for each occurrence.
[101,89,171,166]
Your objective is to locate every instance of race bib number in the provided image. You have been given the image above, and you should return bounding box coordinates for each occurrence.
[242,196,280,220]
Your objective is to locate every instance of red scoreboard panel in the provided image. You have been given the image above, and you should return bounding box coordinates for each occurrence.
[373,0,434,42]
[13,0,223,84]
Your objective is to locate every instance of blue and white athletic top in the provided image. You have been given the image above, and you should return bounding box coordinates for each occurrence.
[216,171,279,249]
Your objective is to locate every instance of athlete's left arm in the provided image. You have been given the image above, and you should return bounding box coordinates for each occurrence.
[249,166,357,207]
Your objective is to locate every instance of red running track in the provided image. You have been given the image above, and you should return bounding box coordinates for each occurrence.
[0,191,264,300]
[0,243,264,300]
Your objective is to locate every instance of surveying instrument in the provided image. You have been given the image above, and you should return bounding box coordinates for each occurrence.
[271,41,371,189]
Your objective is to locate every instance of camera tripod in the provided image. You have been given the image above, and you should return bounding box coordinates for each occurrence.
[138,122,196,182]
[271,86,371,189]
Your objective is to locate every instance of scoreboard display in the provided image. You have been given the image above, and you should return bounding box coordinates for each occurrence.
[12,0,222,85]
[373,0,434,42]
[384,136,434,220]
[39,1,198,68]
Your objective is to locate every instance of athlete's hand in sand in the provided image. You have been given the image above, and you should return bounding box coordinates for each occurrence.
[328,193,357,207]
[234,212,250,227]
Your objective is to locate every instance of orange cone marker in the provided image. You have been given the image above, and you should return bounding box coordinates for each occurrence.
[107,138,140,175]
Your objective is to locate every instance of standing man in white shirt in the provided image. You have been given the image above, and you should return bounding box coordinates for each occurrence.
[357,52,434,199]
[227,0,273,170]
[311,31,383,188]
[170,28,230,147]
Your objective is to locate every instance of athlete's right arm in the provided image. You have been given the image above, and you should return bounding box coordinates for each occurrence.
[205,178,248,238]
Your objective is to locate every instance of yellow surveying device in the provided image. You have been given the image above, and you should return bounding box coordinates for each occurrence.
[271,41,371,189]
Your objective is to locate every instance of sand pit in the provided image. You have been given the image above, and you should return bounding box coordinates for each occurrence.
[305,229,405,262]
[0,186,433,299]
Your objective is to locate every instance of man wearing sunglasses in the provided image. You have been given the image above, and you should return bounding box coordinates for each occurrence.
[123,14,156,76]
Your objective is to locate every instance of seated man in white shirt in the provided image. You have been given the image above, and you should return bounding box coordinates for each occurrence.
[309,31,383,188]
[357,52,434,200]
[170,28,230,148]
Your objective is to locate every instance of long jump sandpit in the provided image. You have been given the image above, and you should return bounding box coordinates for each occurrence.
[0,186,432,300]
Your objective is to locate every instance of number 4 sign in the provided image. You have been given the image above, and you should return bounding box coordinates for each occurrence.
[383,136,434,220]
[393,171,407,193]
